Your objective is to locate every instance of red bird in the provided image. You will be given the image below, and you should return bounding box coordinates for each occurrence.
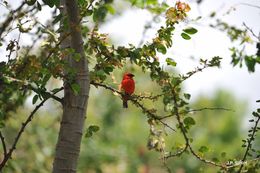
[120,73,135,108]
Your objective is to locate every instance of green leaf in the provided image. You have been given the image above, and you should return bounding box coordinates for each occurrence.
[184,93,191,100]
[37,1,42,11]
[189,138,193,143]
[89,125,100,132]
[42,0,54,7]
[199,146,209,153]
[209,56,222,67]
[78,0,87,5]
[93,6,108,22]
[0,111,4,120]
[52,14,63,24]
[42,0,59,7]
[156,44,167,54]
[242,144,247,147]
[32,95,39,104]
[85,131,92,138]
[184,117,196,126]
[171,77,181,86]
[85,10,93,16]
[183,27,198,35]
[252,111,259,117]
[105,4,115,14]
[245,56,256,72]
[181,33,191,40]
[129,49,141,61]
[166,58,177,66]
[42,73,51,86]
[51,88,62,93]
[147,0,157,5]
[73,53,81,62]
[71,83,80,95]
[26,0,36,6]
[210,12,216,18]
[104,66,113,74]
[0,121,5,128]
[85,125,100,138]
[212,157,219,163]
[221,152,226,158]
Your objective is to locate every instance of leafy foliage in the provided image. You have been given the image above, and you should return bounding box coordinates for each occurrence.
[212,19,260,72]
[85,125,100,138]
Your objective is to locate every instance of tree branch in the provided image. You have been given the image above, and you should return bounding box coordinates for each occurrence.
[243,22,260,41]
[0,1,27,39]
[90,81,176,131]
[26,85,64,104]
[238,115,260,173]
[239,3,260,9]
[131,99,176,132]
[170,83,226,169]
[0,131,7,157]
[179,57,221,85]
[2,75,63,104]
[133,93,163,101]
[164,145,188,159]
[159,107,233,120]
[183,107,234,114]
[0,100,46,170]
[0,87,63,171]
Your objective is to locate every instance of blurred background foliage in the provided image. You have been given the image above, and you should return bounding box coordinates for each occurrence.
[1,67,256,173]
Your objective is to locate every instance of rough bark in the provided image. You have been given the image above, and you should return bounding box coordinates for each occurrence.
[52,0,90,173]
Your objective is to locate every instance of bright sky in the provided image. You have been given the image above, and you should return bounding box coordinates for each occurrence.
[1,0,260,115]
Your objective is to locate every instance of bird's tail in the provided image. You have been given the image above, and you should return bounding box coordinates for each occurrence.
[123,100,128,108]
[122,94,130,108]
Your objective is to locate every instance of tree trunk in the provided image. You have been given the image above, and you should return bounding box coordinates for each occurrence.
[52,0,90,173]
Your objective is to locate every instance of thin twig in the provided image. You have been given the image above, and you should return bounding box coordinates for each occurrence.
[0,131,7,157]
[86,0,95,10]
[131,99,176,132]
[164,145,188,159]
[159,107,233,120]
[0,87,63,170]
[188,145,225,168]
[238,115,260,173]
[239,3,260,9]
[243,22,260,41]
[183,107,234,114]
[0,100,47,169]
[27,85,64,104]
[0,1,26,39]
[180,65,208,84]
[133,93,163,101]
[91,81,121,95]
[170,83,226,169]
